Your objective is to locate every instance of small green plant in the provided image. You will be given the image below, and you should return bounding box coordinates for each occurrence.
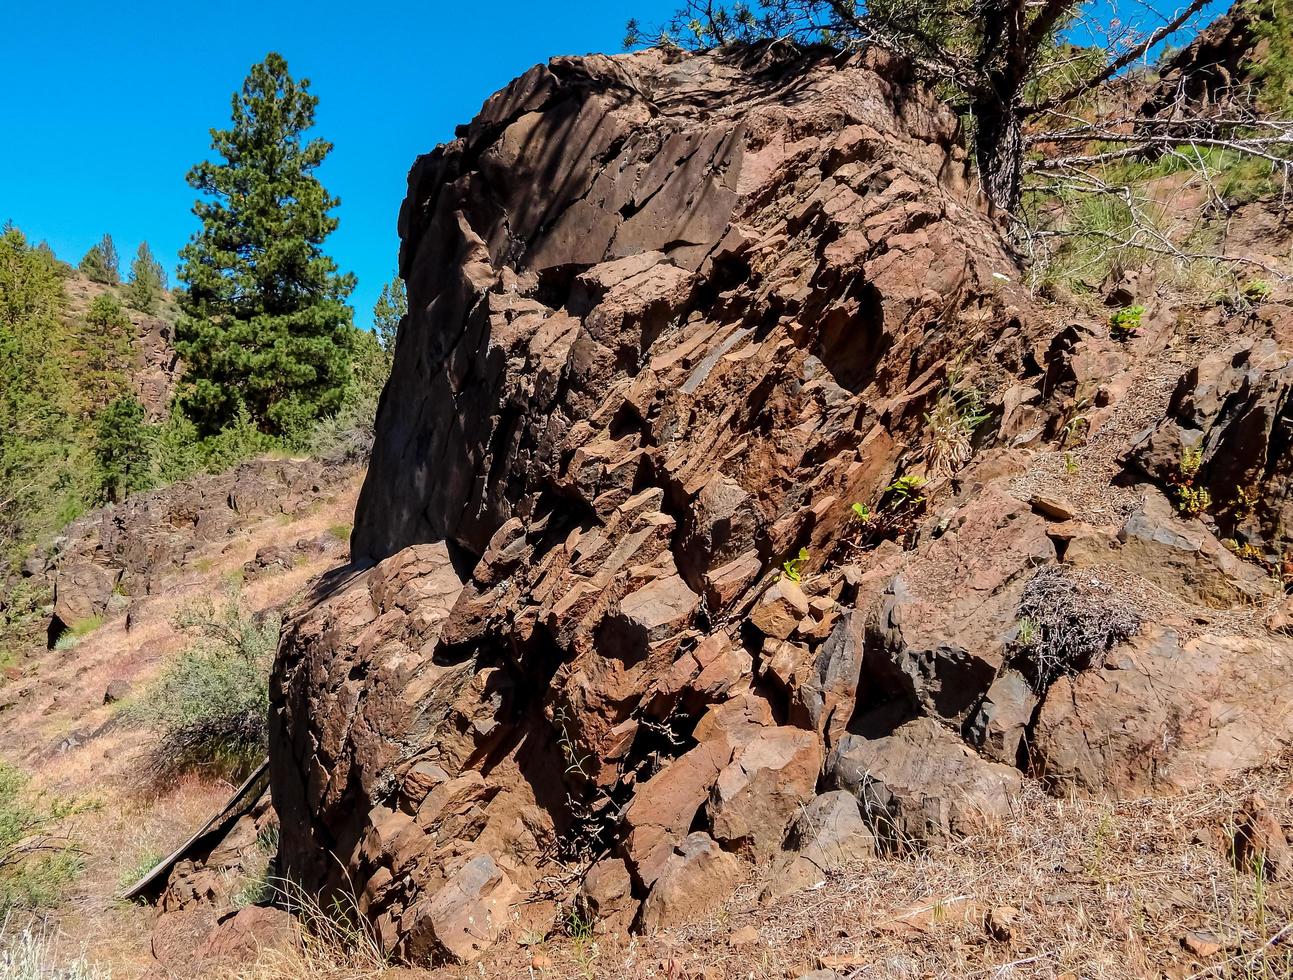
[1108,304,1144,340]
[1015,617,1038,647]
[327,522,352,541]
[1176,485,1212,518]
[781,547,810,583]
[1242,279,1271,304]
[1224,538,1266,565]
[1232,483,1261,517]
[52,615,104,652]
[1062,452,1080,476]
[565,905,600,980]
[117,848,164,891]
[884,475,927,507]
[851,502,873,524]
[1172,445,1210,517]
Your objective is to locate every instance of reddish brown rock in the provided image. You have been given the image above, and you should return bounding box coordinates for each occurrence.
[1031,629,1293,798]
[638,833,744,933]
[1233,795,1293,881]
[707,725,821,860]
[830,718,1022,849]
[749,579,810,640]
[196,906,297,965]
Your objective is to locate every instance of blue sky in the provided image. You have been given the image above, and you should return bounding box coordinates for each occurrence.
[1,0,675,327]
[2,0,1224,328]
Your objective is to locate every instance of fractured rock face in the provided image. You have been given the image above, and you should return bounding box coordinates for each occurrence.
[264,37,1287,966]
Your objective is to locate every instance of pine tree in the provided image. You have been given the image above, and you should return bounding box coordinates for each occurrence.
[0,226,89,556]
[93,396,154,503]
[372,276,406,353]
[78,294,136,418]
[125,242,166,313]
[176,52,356,439]
[79,233,120,285]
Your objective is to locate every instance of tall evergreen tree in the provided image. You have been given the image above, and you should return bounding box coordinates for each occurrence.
[372,276,406,353]
[79,233,120,285]
[78,294,136,419]
[0,226,88,555]
[176,52,356,439]
[125,241,166,313]
[93,396,154,503]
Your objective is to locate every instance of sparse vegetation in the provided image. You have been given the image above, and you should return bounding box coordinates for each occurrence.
[923,378,991,476]
[127,587,279,782]
[1173,445,1212,518]
[0,764,82,916]
[51,616,103,652]
[260,877,388,978]
[0,922,111,980]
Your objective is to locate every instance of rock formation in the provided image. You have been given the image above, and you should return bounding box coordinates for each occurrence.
[39,458,354,641]
[268,41,1293,965]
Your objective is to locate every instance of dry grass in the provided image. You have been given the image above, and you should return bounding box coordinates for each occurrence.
[235,880,389,980]
[457,756,1292,980]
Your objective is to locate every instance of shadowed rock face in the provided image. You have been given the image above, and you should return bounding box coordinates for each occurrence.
[350,43,1001,564]
[268,42,1293,967]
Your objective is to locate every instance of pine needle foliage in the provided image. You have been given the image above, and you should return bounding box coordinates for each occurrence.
[77,234,119,286]
[124,241,166,314]
[176,52,356,441]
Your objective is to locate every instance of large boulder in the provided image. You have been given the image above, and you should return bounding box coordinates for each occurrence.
[264,40,1130,966]
[1126,338,1293,564]
[1030,627,1293,798]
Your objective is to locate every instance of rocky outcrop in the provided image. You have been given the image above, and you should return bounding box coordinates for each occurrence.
[40,457,355,638]
[269,41,1293,966]
[1127,336,1293,570]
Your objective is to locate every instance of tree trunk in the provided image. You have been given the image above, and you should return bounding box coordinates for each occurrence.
[974,92,1024,215]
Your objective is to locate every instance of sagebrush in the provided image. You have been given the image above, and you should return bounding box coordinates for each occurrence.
[128,588,279,783]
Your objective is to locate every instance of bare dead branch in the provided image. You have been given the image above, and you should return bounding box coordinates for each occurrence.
[1028,0,1212,115]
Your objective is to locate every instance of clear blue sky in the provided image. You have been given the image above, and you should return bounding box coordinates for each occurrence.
[1,0,675,327]
[1,0,1225,328]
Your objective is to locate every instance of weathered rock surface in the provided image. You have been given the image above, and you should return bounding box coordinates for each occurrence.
[1127,338,1292,566]
[44,457,355,638]
[267,40,1293,965]
[1030,628,1293,798]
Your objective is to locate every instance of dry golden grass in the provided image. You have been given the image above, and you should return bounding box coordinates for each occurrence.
[359,754,1291,980]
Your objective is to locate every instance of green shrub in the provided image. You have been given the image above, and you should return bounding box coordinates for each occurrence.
[127,588,279,783]
[52,616,103,652]
[0,764,81,916]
